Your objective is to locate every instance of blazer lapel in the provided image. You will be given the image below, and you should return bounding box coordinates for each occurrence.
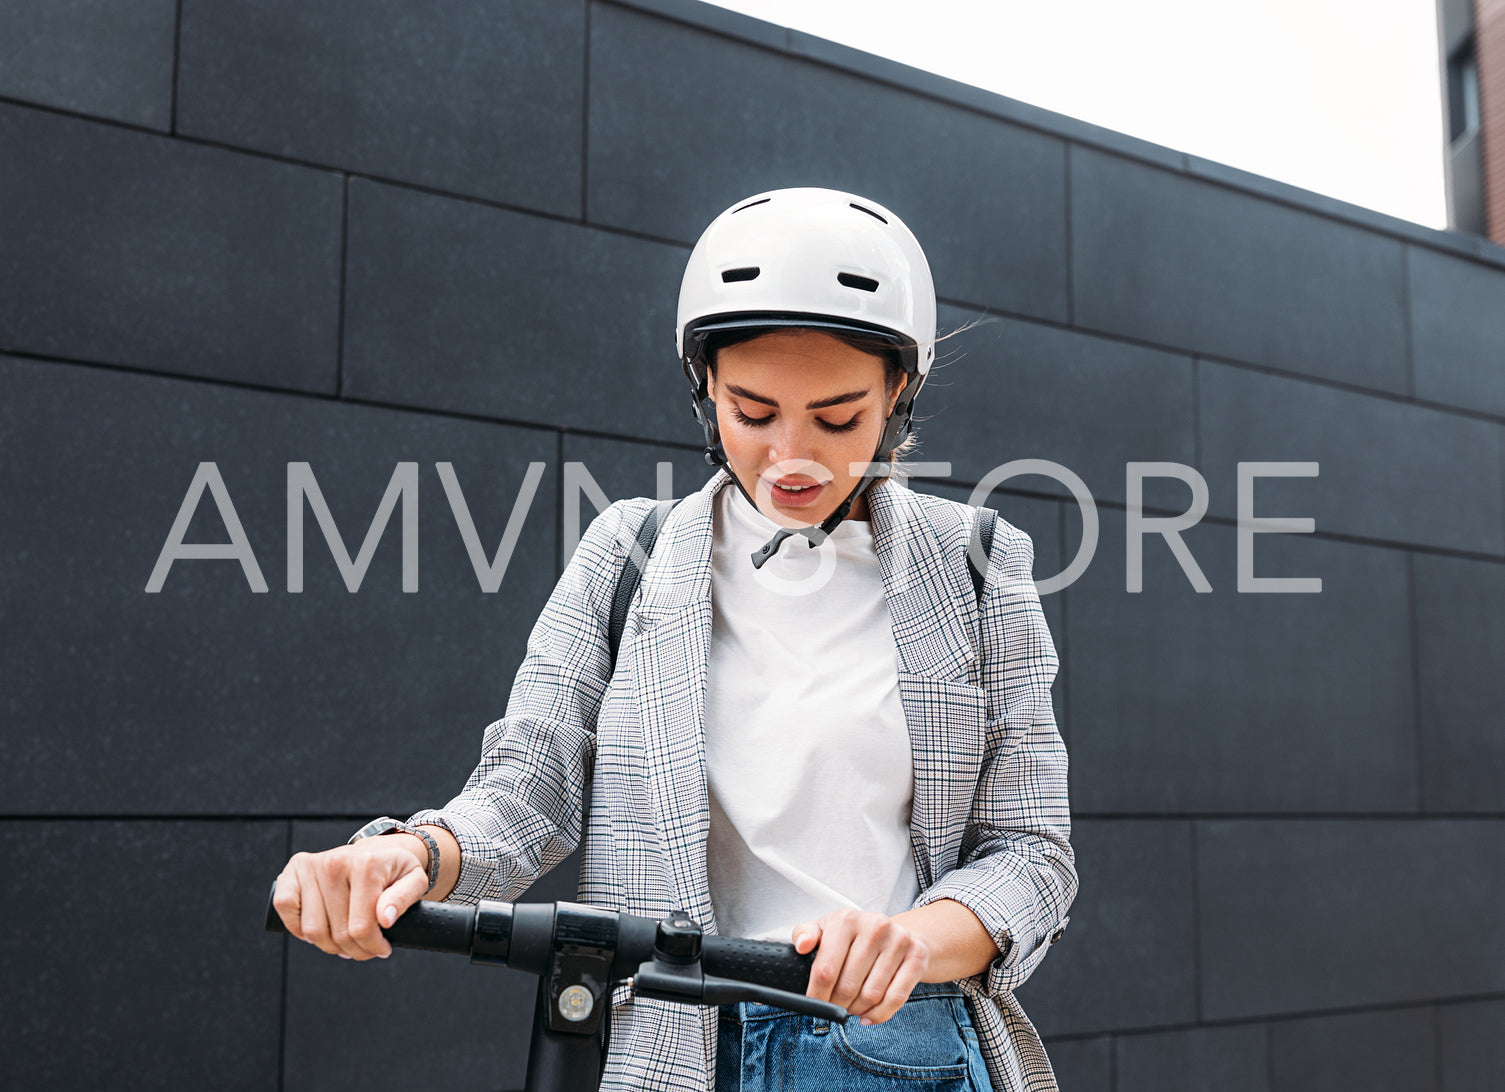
[867,480,976,680]
[868,481,986,888]
[628,473,722,925]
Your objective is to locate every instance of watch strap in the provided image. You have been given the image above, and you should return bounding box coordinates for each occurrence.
[349,816,441,896]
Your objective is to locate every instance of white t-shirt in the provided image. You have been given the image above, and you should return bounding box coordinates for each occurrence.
[703,485,919,942]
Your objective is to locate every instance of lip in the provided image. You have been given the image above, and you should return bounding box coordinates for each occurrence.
[763,477,827,508]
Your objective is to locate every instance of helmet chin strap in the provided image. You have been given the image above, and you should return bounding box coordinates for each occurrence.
[732,451,892,570]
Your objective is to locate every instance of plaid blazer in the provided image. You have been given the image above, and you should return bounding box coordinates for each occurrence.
[409,470,1076,1091]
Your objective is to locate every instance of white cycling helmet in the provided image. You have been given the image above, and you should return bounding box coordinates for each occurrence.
[676,188,938,565]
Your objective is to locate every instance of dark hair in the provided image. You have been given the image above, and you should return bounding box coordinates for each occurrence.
[702,326,908,400]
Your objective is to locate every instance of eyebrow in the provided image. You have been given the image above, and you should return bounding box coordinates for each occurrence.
[723,383,871,410]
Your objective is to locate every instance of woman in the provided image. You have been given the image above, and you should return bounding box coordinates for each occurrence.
[273,188,1076,1092]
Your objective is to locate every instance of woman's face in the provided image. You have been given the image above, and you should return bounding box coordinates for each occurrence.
[707,329,904,527]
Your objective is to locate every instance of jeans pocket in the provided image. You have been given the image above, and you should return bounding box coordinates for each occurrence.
[832,997,972,1082]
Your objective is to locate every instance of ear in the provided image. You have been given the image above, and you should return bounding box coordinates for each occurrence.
[887,372,909,414]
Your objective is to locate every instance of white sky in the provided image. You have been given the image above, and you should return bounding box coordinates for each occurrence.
[700,0,1449,228]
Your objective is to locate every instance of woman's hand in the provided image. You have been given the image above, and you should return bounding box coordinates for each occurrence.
[791,909,931,1026]
[271,836,431,961]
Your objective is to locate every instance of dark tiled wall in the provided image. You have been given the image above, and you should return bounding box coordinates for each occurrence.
[2,1,1502,1089]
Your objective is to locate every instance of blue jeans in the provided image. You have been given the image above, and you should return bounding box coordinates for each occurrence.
[715,981,993,1091]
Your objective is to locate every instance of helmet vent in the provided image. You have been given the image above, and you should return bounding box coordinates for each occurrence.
[849,202,888,224]
[837,272,880,293]
[732,197,771,213]
[721,267,761,283]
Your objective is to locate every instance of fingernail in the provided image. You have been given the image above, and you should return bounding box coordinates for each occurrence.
[382,906,397,927]
[339,954,351,960]
[860,1017,872,1026]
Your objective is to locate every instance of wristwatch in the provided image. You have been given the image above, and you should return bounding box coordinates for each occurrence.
[349,816,441,896]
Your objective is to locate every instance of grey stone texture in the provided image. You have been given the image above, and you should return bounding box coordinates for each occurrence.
[0,820,286,1090]
[1198,360,1505,557]
[1198,820,1505,1020]
[587,2,1070,321]
[1409,245,1505,417]
[0,0,178,128]
[921,306,1197,510]
[1014,820,1197,1037]
[1116,1024,1270,1092]
[342,178,692,440]
[1270,1007,1437,1092]
[4,0,1505,1085]
[177,0,588,216]
[1071,145,1410,394]
[1437,1000,1505,1092]
[0,103,343,390]
[1067,511,1416,813]
[1042,1036,1113,1092]
[1414,554,1505,812]
[0,356,558,815]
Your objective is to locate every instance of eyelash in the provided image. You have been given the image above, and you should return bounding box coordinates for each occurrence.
[731,405,861,434]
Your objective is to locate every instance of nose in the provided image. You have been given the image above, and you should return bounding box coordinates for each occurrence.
[765,418,821,469]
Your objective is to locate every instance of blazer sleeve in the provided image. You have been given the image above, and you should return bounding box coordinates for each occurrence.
[406,498,646,905]
[912,519,1077,997]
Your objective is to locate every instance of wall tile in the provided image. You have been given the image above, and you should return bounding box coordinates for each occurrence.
[282,821,580,1091]
[558,434,715,573]
[1414,554,1505,812]
[0,820,285,1089]
[1014,820,1197,1037]
[1198,820,1505,1019]
[587,2,1069,322]
[0,0,177,128]
[1198,361,1504,557]
[923,306,1196,509]
[1437,999,1505,1092]
[1067,511,1415,813]
[0,357,557,814]
[0,103,342,391]
[342,179,693,442]
[1270,1007,1436,1092]
[1042,1036,1113,1092]
[178,0,587,216]
[1409,245,1505,418]
[1072,146,1409,394]
[1117,1024,1269,1092]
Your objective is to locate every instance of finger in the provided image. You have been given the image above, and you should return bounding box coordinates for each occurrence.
[377,864,431,932]
[346,860,395,961]
[312,858,359,959]
[859,944,928,1026]
[805,913,859,1003]
[829,921,884,1011]
[791,921,821,955]
[291,855,339,957]
[272,865,305,942]
[847,935,909,1020]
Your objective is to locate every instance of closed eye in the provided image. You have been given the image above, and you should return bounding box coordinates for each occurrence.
[731,405,773,427]
[818,416,861,434]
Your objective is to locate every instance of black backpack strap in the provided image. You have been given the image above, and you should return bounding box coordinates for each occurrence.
[968,505,996,604]
[608,499,680,669]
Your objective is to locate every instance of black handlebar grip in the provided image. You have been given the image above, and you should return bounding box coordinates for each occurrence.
[264,884,477,955]
[702,936,812,996]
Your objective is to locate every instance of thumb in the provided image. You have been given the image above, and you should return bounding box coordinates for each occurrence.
[376,865,430,929]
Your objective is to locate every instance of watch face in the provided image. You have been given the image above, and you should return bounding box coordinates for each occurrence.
[348,816,402,843]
